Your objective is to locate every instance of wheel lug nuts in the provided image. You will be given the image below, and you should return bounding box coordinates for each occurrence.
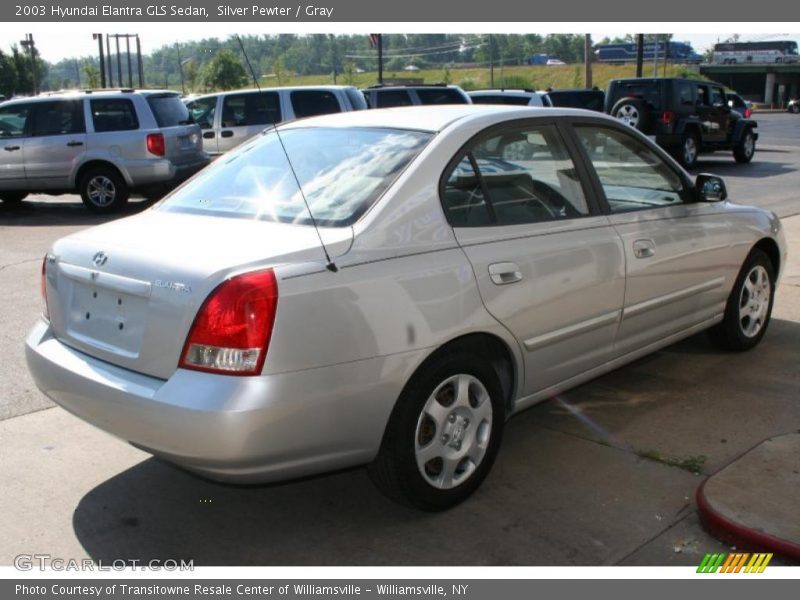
[456,441,462,450]
[448,414,456,423]
[464,419,470,427]
[441,434,449,444]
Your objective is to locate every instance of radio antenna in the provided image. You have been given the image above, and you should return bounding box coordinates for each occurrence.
[235,34,337,273]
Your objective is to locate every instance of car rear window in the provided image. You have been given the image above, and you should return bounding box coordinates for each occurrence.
[470,94,532,106]
[416,88,469,105]
[546,90,605,112]
[160,127,432,227]
[290,90,342,119]
[612,84,661,110]
[146,94,192,127]
[90,98,139,132]
[374,90,413,108]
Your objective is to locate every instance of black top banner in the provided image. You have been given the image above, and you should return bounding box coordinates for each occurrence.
[1,0,791,22]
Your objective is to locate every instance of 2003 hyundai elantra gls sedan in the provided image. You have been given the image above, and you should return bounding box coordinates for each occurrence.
[26,105,786,510]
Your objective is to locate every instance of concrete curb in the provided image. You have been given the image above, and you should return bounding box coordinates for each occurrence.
[696,433,800,561]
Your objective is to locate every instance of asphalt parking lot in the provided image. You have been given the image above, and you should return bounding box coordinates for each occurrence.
[1,112,799,566]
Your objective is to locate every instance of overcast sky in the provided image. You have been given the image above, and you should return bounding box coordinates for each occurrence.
[7,25,799,63]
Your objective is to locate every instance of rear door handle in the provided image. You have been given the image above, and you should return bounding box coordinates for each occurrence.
[66,140,84,147]
[220,130,234,138]
[633,239,656,259]
[203,131,215,139]
[488,262,523,285]
[3,145,20,151]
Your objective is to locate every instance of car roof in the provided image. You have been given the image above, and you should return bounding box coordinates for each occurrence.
[187,85,356,100]
[1,89,177,105]
[281,104,614,133]
[469,90,544,96]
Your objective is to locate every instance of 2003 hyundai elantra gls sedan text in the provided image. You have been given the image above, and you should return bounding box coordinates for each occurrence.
[26,105,786,510]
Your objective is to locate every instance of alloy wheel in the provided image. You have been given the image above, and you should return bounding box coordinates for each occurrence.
[739,265,771,338]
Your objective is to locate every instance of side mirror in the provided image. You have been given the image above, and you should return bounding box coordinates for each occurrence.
[696,173,727,202]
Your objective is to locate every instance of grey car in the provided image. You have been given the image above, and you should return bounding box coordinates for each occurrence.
[26,105,786,510]
[0,89,208,212]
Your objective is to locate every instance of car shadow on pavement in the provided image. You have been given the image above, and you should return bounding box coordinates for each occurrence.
[70,318,800,566]
[0,197,152,227]
[689,158,796,179]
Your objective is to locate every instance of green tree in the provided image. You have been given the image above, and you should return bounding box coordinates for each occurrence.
[201,49,247,91]
[82,63,101,88]
[0,50,18,97]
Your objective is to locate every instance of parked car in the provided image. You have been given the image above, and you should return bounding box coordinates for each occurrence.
[363,84,471,108]
[787,98,800,114]
[543,88,605,112]
[184,85,367,156]
[468,89,553,107]
[27,105,785,510]
[605,77,758,168]
[0,89,208,212]
[727,92,753,118]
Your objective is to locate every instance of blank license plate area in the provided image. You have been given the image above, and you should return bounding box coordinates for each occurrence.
[66,282,147,356]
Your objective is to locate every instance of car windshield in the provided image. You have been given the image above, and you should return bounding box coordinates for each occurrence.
[160,127,433,226]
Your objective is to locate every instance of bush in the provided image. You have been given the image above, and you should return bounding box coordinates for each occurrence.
[495,75,531,90]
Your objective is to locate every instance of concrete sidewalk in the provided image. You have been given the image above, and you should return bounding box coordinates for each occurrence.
[0,215,798,566]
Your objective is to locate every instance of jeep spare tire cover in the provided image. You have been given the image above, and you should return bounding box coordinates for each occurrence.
[611,97,652,132]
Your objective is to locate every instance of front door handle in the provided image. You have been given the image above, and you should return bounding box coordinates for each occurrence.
[203,131,215,139]
[3,145,20,152]
[66,140,84,147]
[220,130,234,138]
[633,239,656,259]
[488,262,523,285]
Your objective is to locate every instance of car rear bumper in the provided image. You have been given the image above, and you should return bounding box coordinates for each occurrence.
[122,155,209,187]
[25,319,421,483]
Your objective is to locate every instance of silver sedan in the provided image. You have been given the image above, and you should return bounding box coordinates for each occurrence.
[26,105,786,510]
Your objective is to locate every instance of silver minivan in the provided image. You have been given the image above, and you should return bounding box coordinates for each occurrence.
[185,85,367,156]
[0,90,208,213]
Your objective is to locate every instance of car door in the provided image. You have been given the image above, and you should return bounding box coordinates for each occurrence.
[571,123,732,356]
[23,99,87,190]
[708,85,732,140]
[445,119,626,395]
[0,102,32,191]
[186,95,219,155]
[694,83,727,143]
[218,91,282,154]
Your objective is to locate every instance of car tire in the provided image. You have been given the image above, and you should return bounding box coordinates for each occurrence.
[611,97,652,132]
[675,131,699,169]
[733,128,756,163]
[78,167,129,213]
[368,351,505,511]
[0,192,28,205]
[790,104,800,114]
[709,249,775,352]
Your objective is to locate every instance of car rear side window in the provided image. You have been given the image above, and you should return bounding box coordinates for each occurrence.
[442,156,493,227]
[442,124,589,227]
[222,92,281,127]
[374,90,413,108]
[147,94,192,127]
[91,99,139,132]
[416,88,469,105]
[31,100,85,137]
[0,104,32,138]
[574,125,685,213]
[290,90,342,119]
[187,96,217,129]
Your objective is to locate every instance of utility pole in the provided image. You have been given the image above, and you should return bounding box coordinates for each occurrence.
[378,34,383,85]
[176,44,186,94]
[115,35,123,88]
[106,35,113,87]
[74,59,81,88]
[584,34,592,88]
[20,34,38,95]
[136,35,144,87]
[636,34,644,77]
[94,34,106,88]
[330,34,337,84]
[653,35,659,77]
[126,36,133,88]
[489,34,494,88]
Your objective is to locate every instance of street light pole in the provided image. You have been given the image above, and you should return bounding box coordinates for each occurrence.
[20,34,38,95]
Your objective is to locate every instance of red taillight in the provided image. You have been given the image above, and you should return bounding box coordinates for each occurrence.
[41,256,49,320]
[660,111,675,126]
[745,108,752,118]
[146,133,165,157]
[179,270,278,376]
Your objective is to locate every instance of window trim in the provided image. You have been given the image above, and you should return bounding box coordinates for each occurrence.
[438,117,603,228]
[564,118,695,215]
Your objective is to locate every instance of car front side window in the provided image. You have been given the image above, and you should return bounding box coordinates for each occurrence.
[575,125,686,213]
[0,104,32,138]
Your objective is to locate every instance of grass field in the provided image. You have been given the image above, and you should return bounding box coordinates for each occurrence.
[251,63,704,92]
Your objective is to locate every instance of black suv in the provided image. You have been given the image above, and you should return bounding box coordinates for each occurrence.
[605,78,758,168]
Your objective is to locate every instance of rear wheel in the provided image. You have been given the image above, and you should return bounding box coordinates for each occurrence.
[709,249,775,351]
[791,104,800,114]
[369,351,505,511]
[0,192,27,205]
[78,167,129,213]
[611,97,652,132]
[733,128,756,163]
